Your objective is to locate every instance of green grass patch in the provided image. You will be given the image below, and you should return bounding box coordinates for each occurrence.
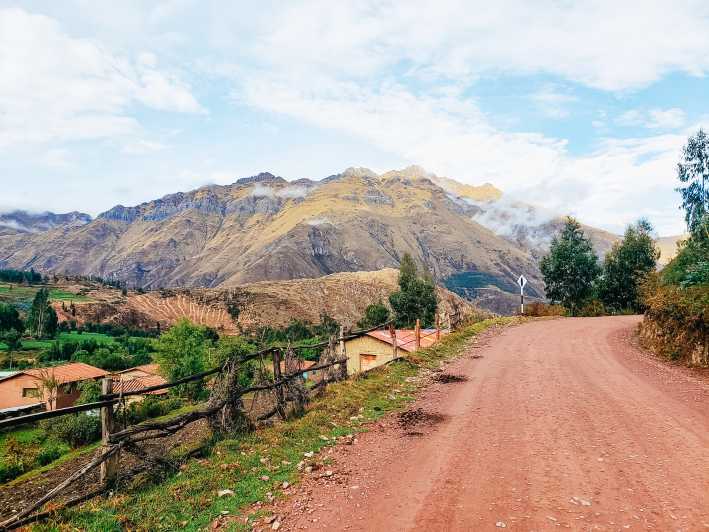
[36,317,522,531]
[0,331,117,352]
[0,283,92,307]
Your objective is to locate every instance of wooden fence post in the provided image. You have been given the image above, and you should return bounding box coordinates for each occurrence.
[390,324,398,360]
[415,319,421,350]
[272,349,286,419]
[338,325,348,378]
[436,313,441,341]
[100,377,118,486]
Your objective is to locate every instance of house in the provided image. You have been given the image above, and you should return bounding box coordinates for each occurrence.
[344,327,446,374]
[112,363,168,403]
[0,362,108,411]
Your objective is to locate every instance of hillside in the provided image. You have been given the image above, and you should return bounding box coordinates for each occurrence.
[0,166,619,309]
[656,234,688,266]
[55,269,482,333]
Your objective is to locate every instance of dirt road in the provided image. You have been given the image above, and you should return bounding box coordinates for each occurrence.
[271,316,709,531]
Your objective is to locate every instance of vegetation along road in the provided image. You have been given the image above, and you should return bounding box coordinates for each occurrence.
[270,316,709,531]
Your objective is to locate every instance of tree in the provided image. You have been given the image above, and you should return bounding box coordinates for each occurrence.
[540,217,601,314]
[0,303,23,333]
[357,301,390,329]
[154,319,209,400]
[2,329,22,369]
[598,219,659,312]
[389,253,438,328]
[27,288,57,339]
[677,129,709,237]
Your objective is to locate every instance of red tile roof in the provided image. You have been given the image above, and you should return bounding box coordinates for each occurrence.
[365,329,444,352]
[116,363,161,376]
[112,374,168,395]
[23,362,108,384]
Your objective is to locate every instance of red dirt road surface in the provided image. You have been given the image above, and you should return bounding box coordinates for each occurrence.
[270,316,709,531]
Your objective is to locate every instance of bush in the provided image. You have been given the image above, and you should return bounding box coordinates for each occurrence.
[524,302,567,317]
[40,413,101,447]
[577,299,607,317]
[0,459,24,483]
[640,278,708,365]
[122,397,183,426]
[36,441,68,466]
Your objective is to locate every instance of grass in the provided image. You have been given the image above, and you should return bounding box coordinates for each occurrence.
[0,283,92,308]
[0,331,117,352]
[34,316,522,531]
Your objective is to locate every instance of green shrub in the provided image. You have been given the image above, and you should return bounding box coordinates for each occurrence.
[122,396,184,426]
[40,413,101,447]
[0,459,24,483]
[36,441,68,466]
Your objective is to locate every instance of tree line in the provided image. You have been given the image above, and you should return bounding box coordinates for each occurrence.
[541,129,708,315]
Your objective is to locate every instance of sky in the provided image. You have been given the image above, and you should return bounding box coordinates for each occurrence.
[1,1,708,236]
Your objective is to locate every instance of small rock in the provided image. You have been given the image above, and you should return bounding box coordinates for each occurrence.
[324,470,333,477]
[282,481,290,489]
[265,515,277,524]
[304,451,314,458]
[217,489,234,497]
[496,522,506,528]
[261,475,270,481]
[272,520,281,530]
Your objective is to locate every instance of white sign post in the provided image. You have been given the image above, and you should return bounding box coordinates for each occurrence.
[517,275,528,315]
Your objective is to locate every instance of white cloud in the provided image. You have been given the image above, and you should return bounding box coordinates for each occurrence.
[121,139,168,155]
[0,8,203,147]
[529,84,577,118]
[617,108,686,129]
[239,72,691,234]
[256,0,709,91]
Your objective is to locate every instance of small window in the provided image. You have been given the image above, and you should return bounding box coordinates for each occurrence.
[22,388,39,398]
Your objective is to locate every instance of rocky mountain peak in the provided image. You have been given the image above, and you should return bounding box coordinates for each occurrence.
[235,172,288,186]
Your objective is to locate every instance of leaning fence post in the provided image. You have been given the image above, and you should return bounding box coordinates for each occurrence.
[100,377,118,486]
[272,348,286,419]
[415,319,421,350]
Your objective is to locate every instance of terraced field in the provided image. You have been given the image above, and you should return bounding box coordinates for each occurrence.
[127,293,236,333]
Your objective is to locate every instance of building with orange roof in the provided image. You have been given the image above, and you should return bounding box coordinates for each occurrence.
[343,327,446,374]
[112,363,168,403]
[0,362,108,411]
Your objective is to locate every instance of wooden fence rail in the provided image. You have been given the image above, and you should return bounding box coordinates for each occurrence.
[0,320,401,530]
[2,317,456,530]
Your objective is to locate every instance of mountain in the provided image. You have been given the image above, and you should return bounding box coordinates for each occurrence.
[0,210,91,236]
[0,167,618,312]
[656,234,688,266]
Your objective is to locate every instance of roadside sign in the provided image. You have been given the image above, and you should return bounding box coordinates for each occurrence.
[517,275,528,315]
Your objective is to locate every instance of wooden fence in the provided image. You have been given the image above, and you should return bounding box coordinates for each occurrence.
[0,321,402,530]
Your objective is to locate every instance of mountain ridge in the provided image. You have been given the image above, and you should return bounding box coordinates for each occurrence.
[0,166,620,312]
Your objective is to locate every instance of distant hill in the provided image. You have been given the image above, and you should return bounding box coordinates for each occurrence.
[0,166,620,312]
[0,210,91,236]
[656,234,688,266]
[56,269,483,332]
